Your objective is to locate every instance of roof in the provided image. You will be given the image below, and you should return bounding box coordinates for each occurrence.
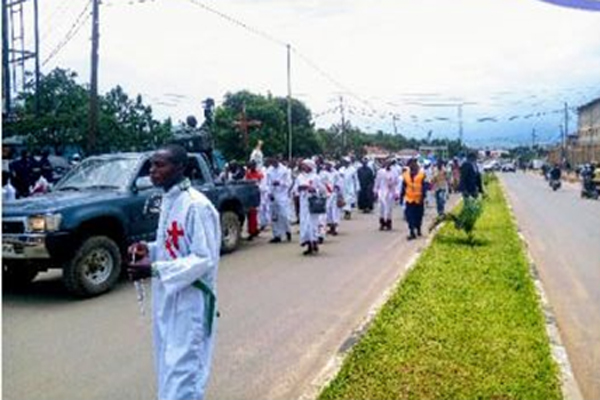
[577,97,600,112]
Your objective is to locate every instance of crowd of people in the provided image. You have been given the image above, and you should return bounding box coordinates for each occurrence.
[2,149,79,201]
[218,141,484,255]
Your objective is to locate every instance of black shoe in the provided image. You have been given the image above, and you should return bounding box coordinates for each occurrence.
[313,241,319,253]
[303,244,313,256]
[286,232,292,242]
[407,233,416,241]
[379,218,385,231]
[417,228,422,237]
[318,237,324,244]
[269,237,282,244]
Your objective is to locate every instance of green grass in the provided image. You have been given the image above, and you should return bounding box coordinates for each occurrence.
[319,181,561,400]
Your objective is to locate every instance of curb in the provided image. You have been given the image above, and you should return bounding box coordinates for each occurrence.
[499,178,583,400]
[297,210,448,400]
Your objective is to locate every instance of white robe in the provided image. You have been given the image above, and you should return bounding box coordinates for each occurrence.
[257,167,271,229]
[321,169,342,225]
[294,171,323,244]
[340,165,360,212]
[374,168,399,220]
[148,179,221,400]
[267,164,291,239]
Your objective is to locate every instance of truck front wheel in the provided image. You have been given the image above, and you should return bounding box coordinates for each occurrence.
[221,211,241,254]
[63,236,122,297]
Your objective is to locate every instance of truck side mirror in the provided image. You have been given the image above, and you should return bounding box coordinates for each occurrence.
[134,176,154,192]
[144,194,162,215]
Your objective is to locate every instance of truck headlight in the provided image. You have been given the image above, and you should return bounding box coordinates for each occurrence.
[27,214,62,232]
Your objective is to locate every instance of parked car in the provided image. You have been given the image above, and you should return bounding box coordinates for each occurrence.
[501,163,516,172]
[2,152,260,297]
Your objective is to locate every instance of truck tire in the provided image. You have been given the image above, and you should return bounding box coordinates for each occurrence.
[3,263,39,289]
[63,236,122,297]
[221,211,241,254]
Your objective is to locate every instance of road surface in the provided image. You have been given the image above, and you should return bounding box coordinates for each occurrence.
[3,200,446,400]
[501,172,600,400]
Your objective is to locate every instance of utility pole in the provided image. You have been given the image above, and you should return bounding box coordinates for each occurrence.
[2,0,10,116]
[531,128,537,149]
[562,102,569,162]
[88,0,100,154]
[286,44,292,162]
[340,95,346,151]
[33,0,40,116]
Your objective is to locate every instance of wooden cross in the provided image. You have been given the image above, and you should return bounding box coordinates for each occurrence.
[233,102,262,151]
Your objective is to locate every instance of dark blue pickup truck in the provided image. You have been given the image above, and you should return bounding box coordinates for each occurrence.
[2,152,260,297]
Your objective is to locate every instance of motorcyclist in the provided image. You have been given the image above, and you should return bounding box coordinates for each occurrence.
[549,164,561,181]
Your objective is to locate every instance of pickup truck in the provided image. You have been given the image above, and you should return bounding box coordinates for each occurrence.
[2,152,260,297]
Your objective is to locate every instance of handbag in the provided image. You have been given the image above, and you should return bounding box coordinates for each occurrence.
[308,195,327,214]
[336,194,346,208]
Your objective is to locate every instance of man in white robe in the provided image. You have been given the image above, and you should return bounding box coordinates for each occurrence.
[339,158,360,220]
[128,145,221,400]
[294,159,324,255]
[266,157,292,243]
[374,159,400,231]
[321,161,342,235]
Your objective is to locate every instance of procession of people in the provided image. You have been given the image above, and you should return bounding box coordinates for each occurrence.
[215,144,467,255]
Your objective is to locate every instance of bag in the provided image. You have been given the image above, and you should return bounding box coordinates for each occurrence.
[308,195,327,214]
[336,195,346,208]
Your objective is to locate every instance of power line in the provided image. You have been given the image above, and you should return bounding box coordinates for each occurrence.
[186,0,287,47]
[42,0,92,68]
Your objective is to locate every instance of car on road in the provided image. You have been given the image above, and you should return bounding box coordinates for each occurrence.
[501,162,517,172]
[2,152,260,297]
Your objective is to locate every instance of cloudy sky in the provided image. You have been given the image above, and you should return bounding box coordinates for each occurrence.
[21,0,600,146]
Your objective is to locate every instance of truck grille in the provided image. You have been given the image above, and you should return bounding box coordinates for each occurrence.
[2,221,25,234]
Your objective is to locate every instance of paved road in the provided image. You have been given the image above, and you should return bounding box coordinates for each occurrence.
[501,173,600,400]
[3,200,446,400]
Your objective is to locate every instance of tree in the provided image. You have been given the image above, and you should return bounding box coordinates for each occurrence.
[3,68,171,155]
[213,90,322,161]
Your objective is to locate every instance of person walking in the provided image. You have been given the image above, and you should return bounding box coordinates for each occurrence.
[400,158,427,240]
[127,144,221,400]
[250,140,264,169]
[294,159,324,255]
[266,157,292,243]
[458,152,484,198]
[374,159,400,231]
[245,160,264,240]
[432,159,450,216]
[357,158,376,212]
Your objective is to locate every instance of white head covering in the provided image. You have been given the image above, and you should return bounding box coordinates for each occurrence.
[302,159,316,171]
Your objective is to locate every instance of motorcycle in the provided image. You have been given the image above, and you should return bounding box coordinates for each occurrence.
[581,177,599,199]
[549,178,561,191]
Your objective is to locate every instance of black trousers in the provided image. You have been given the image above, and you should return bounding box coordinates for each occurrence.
[405,202,424,232]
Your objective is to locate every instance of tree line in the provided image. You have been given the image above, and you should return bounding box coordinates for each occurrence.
[3,68,465,160]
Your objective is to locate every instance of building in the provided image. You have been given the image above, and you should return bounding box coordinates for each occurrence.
[577,98,600,146]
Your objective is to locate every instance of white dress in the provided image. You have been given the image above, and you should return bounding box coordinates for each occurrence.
[374,168,399,220]
[266,164,291,239]
[294,171,323,244]
[147,179,221,400]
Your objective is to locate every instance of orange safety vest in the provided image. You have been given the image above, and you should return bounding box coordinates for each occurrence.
[403,170,425,204]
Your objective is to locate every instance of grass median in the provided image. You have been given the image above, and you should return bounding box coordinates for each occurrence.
[319,179,561,400]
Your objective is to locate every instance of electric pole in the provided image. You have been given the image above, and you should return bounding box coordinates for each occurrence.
[287,44,292,162]
[2,0,10,116]
[88,0,100,154]
[563,102,569,161]
[340,95,346,151]
[531,128,537,149]
[33,0,40,116]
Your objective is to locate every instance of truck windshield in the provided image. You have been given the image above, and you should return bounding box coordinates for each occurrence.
[54,158,138,191]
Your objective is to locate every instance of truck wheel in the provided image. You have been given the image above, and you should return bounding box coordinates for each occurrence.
[221,211,241,254]
[3,263,39,289]
[63,236,122,297]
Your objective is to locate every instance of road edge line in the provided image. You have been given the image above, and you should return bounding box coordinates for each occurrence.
[499,177,583,400]
[297,213,445,400]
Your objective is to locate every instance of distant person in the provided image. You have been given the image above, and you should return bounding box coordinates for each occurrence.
[357,158,375,213]
[3,173,16,202]
[374,159,399,231]
[127,144,221,400]
[30,170,50,196]
[250,140,264,169]
[458,152,484,198]
[267,157,292,243]
[549,164,562,181]
[432,159,450,216]
[400,158,426,240]
[39,149,54,181]
[244,160,264,241]
[9,150,33,198]
[227,160,246,181]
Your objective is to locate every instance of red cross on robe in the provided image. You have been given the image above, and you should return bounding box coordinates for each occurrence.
[165,221,185,259]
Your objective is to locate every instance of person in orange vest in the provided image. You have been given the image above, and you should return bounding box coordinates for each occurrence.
[245,160,264,241]
[400,157,427,240]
